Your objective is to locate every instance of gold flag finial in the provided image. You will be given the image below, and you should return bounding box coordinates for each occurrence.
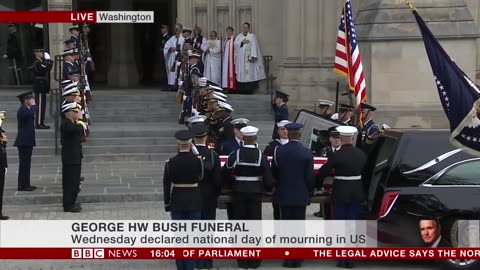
[403,0,415,11]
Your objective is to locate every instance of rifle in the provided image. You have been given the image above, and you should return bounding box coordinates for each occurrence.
[170,34,181,72]
[77,24,90,138]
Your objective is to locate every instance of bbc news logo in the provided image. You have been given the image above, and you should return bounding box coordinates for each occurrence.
[72,248,105,259]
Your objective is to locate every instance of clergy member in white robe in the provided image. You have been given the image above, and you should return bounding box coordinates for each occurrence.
[204,31,222,86]
[234,22,266,93]
[163,24,185,91]
[222,26,237,92]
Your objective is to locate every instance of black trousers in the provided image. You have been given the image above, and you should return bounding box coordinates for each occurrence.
[281,206,307,266]
[62,164,81,210]
[196,207,217,269]
[272,203,280,220]
[0,167,5,215]
[17,147,33,189]
[232,192,262,269]
[35,91,47,126]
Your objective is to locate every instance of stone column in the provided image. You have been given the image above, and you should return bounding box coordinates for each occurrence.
[107,0,139,87]
[47,0,72,89]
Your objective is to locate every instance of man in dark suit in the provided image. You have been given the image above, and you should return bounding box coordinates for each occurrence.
[0,111,9,220]
[222,118,249,155]
[316,126,367,268]
[419,219,451,247]
[163,130,204,270]
[272,91,289,139]
[225,126,273,269]
[271,122,314,268]
[32,48,53,129]
[190,123,222,269]
[14,92,37,192]
[60,102,83,213]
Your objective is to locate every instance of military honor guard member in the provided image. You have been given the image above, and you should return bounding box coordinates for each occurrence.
[222,118,249,155]
[225,126,272,269]
[263,120,290,220]
[360,103,381,154]
[190,123,221,270]
[317,99,334,118]
[67,25,80,48]
[316,126,367,269]
[62,48,79,81]
[0,111,9,220]
[14,92,37,191]
[271,122,314,268]
[32,48,53,129]
[60,102,83,213]
[163,130,204,270]
[330,104,354,125]
[313,127,342,219]
[215,101,235,152]
[272,91,289,139]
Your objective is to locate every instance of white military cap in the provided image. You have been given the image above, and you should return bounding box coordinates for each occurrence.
[217,101,234,112]
[199,77,208,87]
[208,85,223,92]
[61,80,72,88]
[63,81,78,91]
[0,111,5,120]
[61,102,80,113]
[213,91,227,98]
[212,93,226,102]
[231,118,250,125]
[318,99,334,107]
[240,126,259,136]
[187,115,207,124]
[62,87,80,97]
[276,120,291,127]
[336,126,358,136]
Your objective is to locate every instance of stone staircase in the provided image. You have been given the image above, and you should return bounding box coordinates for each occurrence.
[0,89,274,204]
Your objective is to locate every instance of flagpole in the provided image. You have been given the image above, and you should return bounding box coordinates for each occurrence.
[335,75,340,113]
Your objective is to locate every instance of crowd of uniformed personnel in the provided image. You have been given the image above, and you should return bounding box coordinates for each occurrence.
[163,40,384,268]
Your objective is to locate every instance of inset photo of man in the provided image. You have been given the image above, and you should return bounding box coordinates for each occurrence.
[419,219,451,247]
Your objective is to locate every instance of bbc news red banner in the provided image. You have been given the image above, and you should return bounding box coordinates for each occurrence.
[0,248,478,260]
[0,11,154,23]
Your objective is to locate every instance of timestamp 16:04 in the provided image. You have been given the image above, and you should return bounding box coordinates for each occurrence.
[150,249,176,258]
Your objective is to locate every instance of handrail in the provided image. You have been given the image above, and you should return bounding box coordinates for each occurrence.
[51,54,64,155]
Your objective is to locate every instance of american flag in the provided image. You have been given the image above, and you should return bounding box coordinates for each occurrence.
[333,0,367,125]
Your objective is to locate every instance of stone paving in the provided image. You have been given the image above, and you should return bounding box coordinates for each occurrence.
[0,202,438,270]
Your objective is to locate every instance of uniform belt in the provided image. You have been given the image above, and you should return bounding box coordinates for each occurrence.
[34,76,48,80]
[173,183,198,188]
[235,176,262,181]
[335,176,361,181]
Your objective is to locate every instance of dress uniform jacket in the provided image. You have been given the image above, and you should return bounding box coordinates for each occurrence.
[271,141,314,207]
[196,145,222,210]
[32,58,53,94]
[316,144,367,204]
[63,61,77,81]
[163,152,204,211]
[60,120,83,165]
[14,106,36,147]
[222,138,242,155]
[263,139,283,156]
[272,104,289,139]
[0,127,7,170]
[361,119,380,153]
[225,146,273,194]
[218,116,234,146]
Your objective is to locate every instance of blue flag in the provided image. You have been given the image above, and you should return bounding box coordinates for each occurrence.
[413,10,480,156]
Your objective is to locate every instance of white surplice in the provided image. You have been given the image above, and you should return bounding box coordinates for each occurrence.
[234,32,266,83]
[163,35,185,86]
[203,39,222,86]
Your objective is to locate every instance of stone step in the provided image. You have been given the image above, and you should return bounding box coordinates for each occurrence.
[90,113,273,122]
[89,106,272,115]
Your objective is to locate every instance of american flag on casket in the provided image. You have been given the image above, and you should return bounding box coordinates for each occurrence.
[219,156,328,176]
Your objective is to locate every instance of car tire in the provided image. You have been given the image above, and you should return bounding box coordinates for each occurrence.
[436,219,480,270]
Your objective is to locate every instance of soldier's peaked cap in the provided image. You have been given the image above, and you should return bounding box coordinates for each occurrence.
[68,25,80,31]
[190,123,209,137]
[361,103,377,112]
[284,122,304,130]
[175,130,193,144]
[187,115,207,124]
[16,91,34,102]
[275,90,289,99]
[61,80,73,87]
[318,99,334,107]
[328,126,340,137]
[61,102,80,113]
[339,103,354,110]
[62,87,80,97]
[336,126,358,136]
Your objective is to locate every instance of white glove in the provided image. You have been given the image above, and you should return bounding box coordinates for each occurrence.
[2,54,7,59]
[43,52,51,60]
[4,168,7,175]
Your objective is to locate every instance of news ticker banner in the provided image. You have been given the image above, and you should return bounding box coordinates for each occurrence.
[0,11,154,23]
[0,220,478,259]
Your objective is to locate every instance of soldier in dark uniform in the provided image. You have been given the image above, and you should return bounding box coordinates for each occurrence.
[222,118,249,155]
[331,104,354,125]
[316,126,367,269]
[14,92,37,192]
[190,123,221,269]
[360,103,381,154]
[271,122,314,268]
[67,25,80,48]
[64,39,76,49]
[62,48,79,81]
[3,24,22,84]
[32,48,53,129]
[264,120,290,220]
[317,99,334,118]
[215,101,235,153]
[60,102,83,213]
[272,91,289,139]
[225,126,273,269]
[313,127,342,219]
[163,130,203,270]
[0,111,9,220]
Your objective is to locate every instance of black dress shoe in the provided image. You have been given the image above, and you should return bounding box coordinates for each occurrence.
[42,124,51,129]
[18,186,36,191]
[64,206,82,213]
[36,125,49,129]
[80,177,85,182]
[313,211,323,218]
[0,215,9,220]
[74,202,82,208]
